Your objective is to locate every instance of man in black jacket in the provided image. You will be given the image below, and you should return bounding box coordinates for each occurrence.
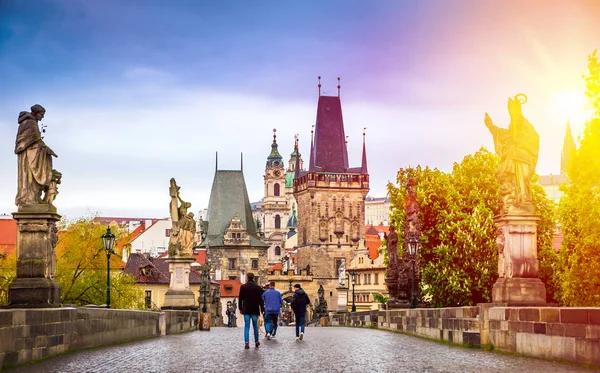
[291,283,311,340]
[238,273,265,349]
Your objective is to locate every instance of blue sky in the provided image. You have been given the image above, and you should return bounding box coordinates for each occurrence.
[1,0,599,218]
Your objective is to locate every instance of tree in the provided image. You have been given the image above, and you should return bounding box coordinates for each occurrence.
[0,249,16,306]
[55,217,143,309]
[388,148,557,307]
[557,50,600,306]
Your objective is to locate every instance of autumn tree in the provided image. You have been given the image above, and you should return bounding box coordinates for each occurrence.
[388,148,557,307]
[0,249,16,306]
[557,50,600,306]
[55,217,142,309]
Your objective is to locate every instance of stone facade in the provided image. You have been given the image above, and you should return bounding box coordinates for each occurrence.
[208,246,268,284]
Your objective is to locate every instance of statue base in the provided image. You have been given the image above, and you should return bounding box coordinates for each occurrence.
[9,210,61,308]
[385,299,410,309]
[336,286,349,312]
[8,278,61,308]
[162,290,197,309]
[162,257,196,308]
[492,277,547,306]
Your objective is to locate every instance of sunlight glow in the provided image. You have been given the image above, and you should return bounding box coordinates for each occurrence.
[549,90,595,127]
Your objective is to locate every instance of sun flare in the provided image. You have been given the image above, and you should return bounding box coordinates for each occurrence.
[549,90,594,126]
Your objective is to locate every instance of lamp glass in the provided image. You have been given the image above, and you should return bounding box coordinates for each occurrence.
[102,226,116,252]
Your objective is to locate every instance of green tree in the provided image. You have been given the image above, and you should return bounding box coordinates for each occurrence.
[557,50,600,306]
[55,218,143,309]
[0,249,16,306]
[388,148,557,307]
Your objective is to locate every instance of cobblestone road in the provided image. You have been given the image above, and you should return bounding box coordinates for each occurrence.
[9,327,598,373]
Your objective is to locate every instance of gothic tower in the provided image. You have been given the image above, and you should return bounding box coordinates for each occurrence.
[560,121,576,176]
[261,130,291,265]
[293,80,370,310]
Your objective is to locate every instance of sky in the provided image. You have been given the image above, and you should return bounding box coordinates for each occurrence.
[1,0,599,219]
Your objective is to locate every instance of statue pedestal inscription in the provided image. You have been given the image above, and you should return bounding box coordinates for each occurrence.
[162,257,197,309]
[491,214,546,306]
[9,210,61,308]
[336,286,349,312]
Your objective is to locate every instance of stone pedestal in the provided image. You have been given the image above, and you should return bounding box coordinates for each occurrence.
[162,257,196,309]
[9,210,61,308]
[199,312,211,331]
[336,286,349,312]
[491,214,546,306]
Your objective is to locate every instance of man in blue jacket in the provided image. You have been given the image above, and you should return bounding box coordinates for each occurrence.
[262,281,282,339]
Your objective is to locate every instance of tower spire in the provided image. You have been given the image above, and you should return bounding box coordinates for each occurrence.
[361,127,368,174]
[337,77,341,98]
[215,151,218,173]
[561,120,576,176]
[318,76,321,96]
[241,152,243,171]
[309,125,315,171]
[294,135,301,179]
[266,128,283,168]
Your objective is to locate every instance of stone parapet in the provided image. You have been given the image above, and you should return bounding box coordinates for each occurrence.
[488,306,600,366]
[377,307,481,345]
[0,307,200,369]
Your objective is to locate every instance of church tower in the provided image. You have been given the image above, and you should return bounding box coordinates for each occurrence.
[293,78,370,310]
[560,121,576,176]
[261,130,291,265]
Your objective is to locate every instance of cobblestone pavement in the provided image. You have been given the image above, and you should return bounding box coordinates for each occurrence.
[9,327,598,373]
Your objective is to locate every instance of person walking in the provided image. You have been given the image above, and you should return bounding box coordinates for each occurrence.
[238,273,265,349]
[262,281,282,340]
[290,283,311,341]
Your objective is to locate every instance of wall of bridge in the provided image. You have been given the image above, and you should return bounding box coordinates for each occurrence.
[0,307,198,369]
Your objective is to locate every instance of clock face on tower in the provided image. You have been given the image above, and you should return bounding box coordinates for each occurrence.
[273,170,282,177]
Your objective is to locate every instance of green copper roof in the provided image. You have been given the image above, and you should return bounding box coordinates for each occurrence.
[285,170,294,188]
[202,170,269,248]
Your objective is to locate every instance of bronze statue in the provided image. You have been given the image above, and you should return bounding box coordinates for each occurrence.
[485,94,539,214]
[15,105,58,208]
[168,178,196,257]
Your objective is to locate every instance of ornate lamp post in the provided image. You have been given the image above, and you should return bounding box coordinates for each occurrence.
[407,233,420,309]
[101,226,116,309]
[201,265,210,313]
[350,269,357,312]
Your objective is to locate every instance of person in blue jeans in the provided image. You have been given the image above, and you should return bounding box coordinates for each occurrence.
[262,281,282,339]
[290,283,311,340]
[238,273,265,349]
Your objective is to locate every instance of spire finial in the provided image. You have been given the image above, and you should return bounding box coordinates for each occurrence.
[363,127,367,142]
[337,77,341,98]
[273,128,277,143]
[318,76,321,96]
[215,151,218,173]
[345,135,349,145]
[241,152,243,171]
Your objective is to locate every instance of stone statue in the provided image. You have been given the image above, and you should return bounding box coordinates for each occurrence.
[315,285,328,319]
[338,258,346,287]
[485,94,539,214]
[15,104,59,209]
[168,178,196,257]
[387,225,399,268]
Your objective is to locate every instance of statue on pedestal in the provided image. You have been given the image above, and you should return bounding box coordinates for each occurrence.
[168,178,196,257]
[15,104,59,210]
[485,94,539,214]
[338,259,346,287]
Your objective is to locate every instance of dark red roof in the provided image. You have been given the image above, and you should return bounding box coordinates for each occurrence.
[218,279,241,297]
[124,253,202,284]
[311,95,349,172]
[268,263,283,274]
[0,218,17,256]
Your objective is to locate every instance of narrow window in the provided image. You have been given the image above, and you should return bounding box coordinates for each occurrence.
[275,246,281,256]
[251,259,258,269]
[275,215,281,229]
[274,183,280,196]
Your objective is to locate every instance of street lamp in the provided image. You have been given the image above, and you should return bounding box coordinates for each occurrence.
[350,269,357,312]
[101,226,116,309]
[201,265,210,313]
[407,233,420,309]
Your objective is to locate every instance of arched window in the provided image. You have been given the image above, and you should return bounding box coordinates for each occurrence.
[274,183,280,196]
[275,215,281,229]
[275,246,281,256]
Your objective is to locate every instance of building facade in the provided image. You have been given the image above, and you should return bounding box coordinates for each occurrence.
[202,167,269,285]
[293,90,370,311]
[364,196,391,226]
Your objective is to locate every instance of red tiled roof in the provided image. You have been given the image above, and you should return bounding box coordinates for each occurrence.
[268,263,283,274]
[123,253,202,284]
[93,217,167,225]
[193,250,207,265]
[366,240,380,260]
[116,223,147,250]
[218,279,242,297]
[0,219,17,256]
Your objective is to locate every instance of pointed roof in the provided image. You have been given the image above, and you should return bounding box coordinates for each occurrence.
[203,170,268,247]
[312,95,349,172]
[361,131,368,174]
[561,121,576,176]
[267,129,283,165]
